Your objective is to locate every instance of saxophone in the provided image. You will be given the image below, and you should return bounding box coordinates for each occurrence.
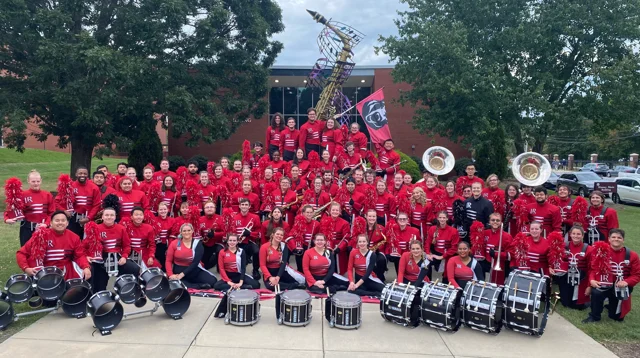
[370,230,387,252]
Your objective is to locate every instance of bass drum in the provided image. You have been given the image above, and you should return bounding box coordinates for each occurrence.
[503,270,550,336]
[461,281,503,334]
[60,279,92,318]
[419,282,462,332]
[380,282,420,327]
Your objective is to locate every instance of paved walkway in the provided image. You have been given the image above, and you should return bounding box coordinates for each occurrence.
[0,296,616,358]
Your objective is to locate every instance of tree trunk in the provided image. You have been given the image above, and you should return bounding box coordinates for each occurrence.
[69,136,95,175]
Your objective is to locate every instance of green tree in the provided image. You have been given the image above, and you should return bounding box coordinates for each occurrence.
[378,0,640,162]
[0,0,284,174]
[127,121,163,180]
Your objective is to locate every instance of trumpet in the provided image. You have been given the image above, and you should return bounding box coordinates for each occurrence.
[238,219,255,244]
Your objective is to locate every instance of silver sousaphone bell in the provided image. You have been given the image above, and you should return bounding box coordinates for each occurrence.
[511,152,551,187]
[421,146,455,177]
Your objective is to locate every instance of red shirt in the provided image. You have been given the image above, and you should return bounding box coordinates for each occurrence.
[117,189,149,219]
[375,191,397,219]
[347,249,377,281]
[410,202,431,233]
[447,256,477,288]
[218,248,244,281]
[338,152,362,170]
[165,239,198,276]
[21,189,55,225]
[511,236,550,276]
[153,170,177,183]
[527,201,562,234]
[161,190,178,214]
[299,120,325,147]
[585,205,619,240]
[398,252,430,283]
[233,212,261,242]
[86,223,131,258]
[425,225,459,259]
[322,182,339,198]
[321,128,344,157]
[288,217,320,251]
[519,193,536,206]
[348,132,368,155]
[198,215,224,246]
[388,225,420,256]
[340,190,365,217]
[280,128,300,153]
[261,220,289,245]
[230,191,261,213]
[290,177,309,196]
[127,223,157,261]
[259,242,284,279]
[55,181,102,220]
[157,216,175,244]
[97,185,117,201]
[266,126,283,147]
[16,229,89,280]
[303,248,332,285]
[377,148,401,175]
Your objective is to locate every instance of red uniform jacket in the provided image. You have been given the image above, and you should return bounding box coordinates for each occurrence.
[322,182,339,198]
[127,223,158,265]
[410,202,431,236]
[230,191,261,214]
[21,189,55,225]
[338,152,362,171]
[585,205,619,241]
[269,160,288,175]
[354,182,372,195]
[376,147,401,176]
[273,188,299,224]
[218,248,245,282]
[170,216,202,240]
[589,247,640,318]
[157,216,175,244]
[280,128,300,154]
[426,225,459,259]
[390,185,412,201]
[481,187,505,214]
[484,228,513,285]
[55,181,102,220]
[445,194,464,221]
[198,214,224,246]
[288,217,319,251]
[347,249,378,281]
[290,177,309,196]
[233,212,261,243]
[519,193,536,206]
[98,185,118,201]
[259,242,284,279]
[554,196,575,227]
[161,190,178,215]
[153,170,177,183]
[316,161,338,180]
[295,160,311,179]
[375,191,397,220]
[321,128,344,158]
[303,248,333,285]
[196,184,217,209]
[86,223,131,259]
[258,178,278,202]
[266,126,282,148]
[360,225,386,252]
[117,189,150,219]
[299,120,325,147]
[210,175,232,192]
[340,190,365,217]
[511,236,550,276]
[398,252,430,283]
[527,201,562,234]
[348,132,368,156]
[16,229,89,280]
[388,225,420,256]
[303,189,331,211]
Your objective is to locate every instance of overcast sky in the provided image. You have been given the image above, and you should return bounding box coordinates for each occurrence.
[272,0,408,66]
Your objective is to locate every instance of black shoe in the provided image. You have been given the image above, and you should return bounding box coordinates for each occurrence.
[199,283,212,290]
[252,271,261,281]
[582,316,599,324]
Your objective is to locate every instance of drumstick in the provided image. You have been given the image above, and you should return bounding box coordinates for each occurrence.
[398,282,412,307]
[466,281,476,310]
[423,279,439,302]
[438,283,447,306]
[474,282,487,312]
[385,279,397,305]
[510,282,518,313]
[524,281,533,313]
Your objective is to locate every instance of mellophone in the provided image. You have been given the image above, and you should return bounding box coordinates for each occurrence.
[380,270,551,336]
[0,266,191,335]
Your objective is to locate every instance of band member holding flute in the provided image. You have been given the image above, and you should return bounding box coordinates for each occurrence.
[347,234,385,297]
[447,241,484,289]
[303,233,349,294]
[260,227,306,291]
[397,240,431,287]
[213,233,260,291]
[165,223,217,289]
[484,212,512,285]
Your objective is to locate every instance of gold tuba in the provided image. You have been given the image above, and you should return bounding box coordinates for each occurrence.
[511,152,551,187]
[422,146,455,176]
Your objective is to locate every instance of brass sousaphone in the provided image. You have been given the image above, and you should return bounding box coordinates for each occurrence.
[421,146,455,176]
[511,152,551,187]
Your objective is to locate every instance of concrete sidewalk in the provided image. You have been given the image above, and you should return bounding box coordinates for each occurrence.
[0,296,616,358]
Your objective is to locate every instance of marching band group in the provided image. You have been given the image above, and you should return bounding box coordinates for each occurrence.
[4,108,640,324]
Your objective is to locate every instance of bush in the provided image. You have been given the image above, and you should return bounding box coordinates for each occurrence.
[167,155,185,171]
[187,155,209,172]
[229,150,243,164]
[398,151,421,183]
[410,155,426,173]
[475,134,508,180]
[454,157,473,176]
[127,127,163,180]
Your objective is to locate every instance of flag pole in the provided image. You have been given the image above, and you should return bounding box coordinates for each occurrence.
[332,105,356,119]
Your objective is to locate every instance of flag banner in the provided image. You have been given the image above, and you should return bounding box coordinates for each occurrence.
[356,88,391,145]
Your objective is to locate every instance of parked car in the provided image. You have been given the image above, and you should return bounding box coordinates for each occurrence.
[543,172,559,190]
[606,165,636,177]
[612,177,640,204]
[619,167,640,180]
[556,172,615,197]
[579,163,610,176]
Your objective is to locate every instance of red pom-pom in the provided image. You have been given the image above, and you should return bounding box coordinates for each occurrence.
[144,210,162,236]
[591,241,612,279]
[301,188,315,206]
[319,216,335,245]
[120,217,133,231]
[147,181,163,211]
[490,191,505,217]
[57,174,74,211]
[547,231,566,272]
[432,190,447,214]
[340,124,349,146]
[222,208,236,234]
[308,151,320,173]
[242,140,252,165]
[363,186,377,213]
[512,232,530,269]
[106,173,118,189]
[512,198,530,232]
[176,166,188,192]
[30,227,51,266]
[396,195,411,219]
[145,163,155,171]
[260,182,277,211]
[365,150,380,170]
[571,196,588,227]
[187,205,201,229]
[84,221,102,258]
[4,177,24,219]
[335,187,349,208]
[207,161,215,179]
[352,216,367,238]
[469,221,486,259]
[288,214,308,245]
[185,181,199,206]
[548,195,560,206]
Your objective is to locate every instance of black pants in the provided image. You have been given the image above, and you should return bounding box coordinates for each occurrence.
[558,278,587,310]
[268,144,279,160]
[479,260,490,281]
[588,287,629,321]
[376,216,386,226]
[292,250,304,272]
[202,243,224,270]
[426,251,443,281]
[239,242,260,275]
[372,252,387,282]
[91,259,141,293]
[283,150,295,161]
[386,254,400,278]
[155,243,168,271]
[305,144,320,158]
[349,274,384,297]
[67,215,85,238]
[307,274,349,294]
[19,221,37,247]
[213,272,260,291]
[173,264,218,289]
[264,267,302,291]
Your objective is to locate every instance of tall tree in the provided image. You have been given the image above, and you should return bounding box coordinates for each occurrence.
[0,0,284,173]
[378,0,640,161]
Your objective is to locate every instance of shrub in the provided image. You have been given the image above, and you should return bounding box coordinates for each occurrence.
[187,155,209,172]
[454,157,473,176]
[167,155,185,171]
[127,127,163,180]
[398,151,421,182]
[229,150,243,164]
[410,155,426,173]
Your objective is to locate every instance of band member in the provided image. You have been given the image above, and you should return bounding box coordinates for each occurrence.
[96,165,108,176]
[199,201,224,269]
[465,182,494,230]
[84,207,141,293]
[213,234,261,291]
[219,157,231,171]
[397,240,431,287]
[426,211,460,281]
[511,221,550,276]
[348,122,368,156]
[280,117,300,161]
[273,177,299,225]
[339,179,365,221]
[266,112,284,159]
[55,166,101,237]
[232,160,243,174]
[387,212,420,275]
[196,171,216,210]
[303,233,349,294]
[299,107,324,157]
[552,225,592,310]
[337,141,362,174]
[390,173,411,199]
[156,202,175,270]
[209,164,232,192]
[138,166,156,194]
[116,177,149,219]
[320,118,344,159]
[409,187,431,238]
[17,211,91,282]
[321,170,339,197]
[585,191,619,244]
[4,170,55,246]
[352,168,370,194]
[233,198,261,279]
[551,184,575,235]
[525,186,562,235]
[153,159,177,182]
[260,227,306,291]
[288,205,321,270]
[447,241,484,289]
[317,150,338,179]
[416,176,442,205]
[92,171,117,200]
[161,176,178,215]
[166,223,217,289]
[364,169,377,186]
[269,151,287,175]
[241,167,260,196]
[375,139,401,180]
[323,203,351,274]
[258,167,277,203]
[170,202,201,240]
[444,181,463,221]
[290,165,309,195]
[231,179,261,214]
[123,207,160,271]
[125,167,140,190]
[303,177,331,211]
[184,161,200,185]
[484,213,513,285]
[374,180,397,225]
[261,207,290,245]
[481,174,505,216]
[348,234,385,297]
[455,163,484,196]
[504,184,520,234]
[519,184,536,205]
[357,209,388,280]
[292,148,311,179]
[115,162,128,179]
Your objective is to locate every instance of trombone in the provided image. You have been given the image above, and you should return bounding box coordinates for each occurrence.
[489,223,503,283]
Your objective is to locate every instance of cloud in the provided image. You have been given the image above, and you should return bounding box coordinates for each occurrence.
[272,0,408,66]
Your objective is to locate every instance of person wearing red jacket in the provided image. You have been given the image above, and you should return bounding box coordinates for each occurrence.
[552,184,575,236]
[123,207,159,270]
[409,187,431,238]
[231,179,261,214]
[84,207,140,293]
[198,201,225,269]
[248,142,268,169]
[160,176,178,216]
[337,142,362,174]
[552,225,592,310]
[315,149,338,180]
[153,159,177,183]
[156,202,175,270]
[415,176,441,204]
[511,222,550,276]
[5,170,55,246]
[209,164,232,192]
[375,180,397,225]
[348,122,368,156]
[390,173,412,199]
[387,212,420,276]
[240,167,261,197]
[269,151,288,175]
[481,174,505,214]
[526,186,562,235]
[397,240,431,287]
[55,167,102,237]
[447,241,485,289]
[519,185,536,205]
[585,191,619,244]
[347,234,385,297]
[92,171,118,200]
[260,227,306,291]
[360,209,388,281]
[290,165,309,196]
[321,170,339,198]
[138,166,155,194]
[288,205,321,270]
[320,118,344,159]
[303,233,349,294]
[273,177,299,225]
[195,171,217,210]
[374,139,401,182]
[116,177,149,220]
[426,211,460,281]
[292,149,311,179]
[213,234,261,291]
[261,207,290,245]
[339,179,365,221]
[324,203,351,274]
[483,213,513,285]
[257,167,278,203]
[169,202,201,240]
[234,198,261,280]
[299,107,325,158]
[504,184,520,235]
[280,117,300,161]
[302,178,331,212]
[17,211,91,282]
[266,112,284,159]
[583,229,640,323]
[352,168,371,194]
[165,223,217,289]
[455,163,485,196]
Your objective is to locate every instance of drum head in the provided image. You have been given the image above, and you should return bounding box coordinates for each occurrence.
[282,289,310,302]
[332,292,361,306]
[229,289,259,302]
[115,275,142,304]
[141,269,170,302]
[162,285,191,319]
[6,276,33,303]
[35,268,66,301]
[0,300,13,330]
[61,279,92,318]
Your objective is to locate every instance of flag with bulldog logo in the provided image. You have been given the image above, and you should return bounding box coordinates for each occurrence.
[356,88,391,145]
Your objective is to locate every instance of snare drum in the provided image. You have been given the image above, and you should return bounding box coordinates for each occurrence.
[60,279,92,318]
[380,282,421,327]
[328,292,362,329]
[4,274,34,303]
[419,282,462,332]
[140,268,170,302]
[34,266,66,301]
[461,281,503,334]
[278,289,312,327]
[503,270,550,336]
[114,274,143,304]
[225,289,260,326]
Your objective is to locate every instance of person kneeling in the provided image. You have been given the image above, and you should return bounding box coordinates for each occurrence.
[397,240,430,288]
[166,223,217,289]
[213,234,260,291]
[259,227,306,291]
[347,234,385,297]
[303,233,349,294]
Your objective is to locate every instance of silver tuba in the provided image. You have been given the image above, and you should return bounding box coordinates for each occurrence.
[421,146,455,176]
[511,152,551,187]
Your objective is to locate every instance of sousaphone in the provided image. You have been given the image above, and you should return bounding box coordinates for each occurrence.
[422,146,455,176]
[511,152,551,187]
